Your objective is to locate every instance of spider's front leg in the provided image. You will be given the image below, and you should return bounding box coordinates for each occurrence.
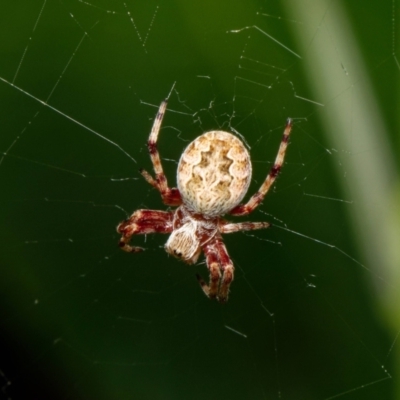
[196,236,234,303]
[117,210,174,252]
[140,100,182,207]
[219,220,270,234]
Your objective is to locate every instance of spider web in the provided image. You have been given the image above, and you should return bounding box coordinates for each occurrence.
[1,1,399,399]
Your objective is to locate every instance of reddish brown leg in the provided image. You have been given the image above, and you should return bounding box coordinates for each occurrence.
[230,118,293,216]
[197,236,234,303]
[214,239,234,303]
[196,241,221,300]
[140,100,182,206]
[117,210,174,252]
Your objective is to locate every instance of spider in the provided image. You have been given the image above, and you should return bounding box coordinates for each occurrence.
[117,100,293,303]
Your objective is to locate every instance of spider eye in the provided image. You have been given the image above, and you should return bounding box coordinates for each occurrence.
[165,222,201,264]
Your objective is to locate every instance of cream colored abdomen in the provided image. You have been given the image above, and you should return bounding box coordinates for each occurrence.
[177,131,252,217]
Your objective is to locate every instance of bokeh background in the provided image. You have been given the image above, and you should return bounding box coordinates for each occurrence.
[0,0,399,399]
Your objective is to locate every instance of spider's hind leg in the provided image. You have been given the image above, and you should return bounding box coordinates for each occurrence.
[139,167,182,206]
[141,100,182,207]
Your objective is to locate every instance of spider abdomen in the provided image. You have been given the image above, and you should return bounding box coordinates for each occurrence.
[177,131,252,217]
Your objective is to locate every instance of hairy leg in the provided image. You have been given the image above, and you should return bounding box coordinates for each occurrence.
[230,118,292,216]
[117,209,174,252]
[197,236,234,303]
[219,221,270,234]
[196,242,221,300]
[140,100,182,206]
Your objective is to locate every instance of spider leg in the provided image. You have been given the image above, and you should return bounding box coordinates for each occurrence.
[215,239,234,303]
[230,118,293,216]
[117,210,174,252]
[196,243,221,300]
[219,221,270,234]
[197,236,234,303]
[141,100,182,206]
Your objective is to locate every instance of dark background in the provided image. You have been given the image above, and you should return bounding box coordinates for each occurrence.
[0,1,399,399]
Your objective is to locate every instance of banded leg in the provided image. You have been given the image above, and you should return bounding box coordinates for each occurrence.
[196,241,221,300]
[214,239,234,303]
[219,221,270,234]
[230,118,293,216]
[197,237,234,303]
[117,210,173,252]
[140,100,182,206]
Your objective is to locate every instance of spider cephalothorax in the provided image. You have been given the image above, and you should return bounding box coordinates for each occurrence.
[117,100,292,302]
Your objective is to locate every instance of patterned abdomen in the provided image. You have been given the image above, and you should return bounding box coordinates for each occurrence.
[177,131,252,217]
